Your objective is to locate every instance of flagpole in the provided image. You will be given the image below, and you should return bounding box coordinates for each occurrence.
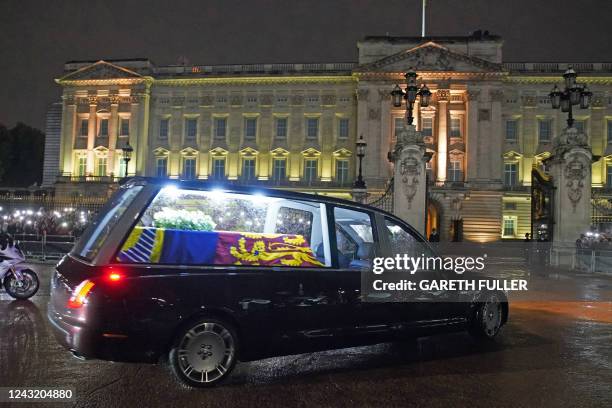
[421,0,427,37]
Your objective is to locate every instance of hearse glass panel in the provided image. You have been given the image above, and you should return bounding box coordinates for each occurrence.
[73,185,143,261]
[115,186,332,268]
[332,206,376,270]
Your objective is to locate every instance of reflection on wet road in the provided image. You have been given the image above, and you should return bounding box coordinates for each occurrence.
[1,265,611,408]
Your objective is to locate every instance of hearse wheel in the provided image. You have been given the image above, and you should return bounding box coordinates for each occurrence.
[469,293,503,341]
[169,317,237,387]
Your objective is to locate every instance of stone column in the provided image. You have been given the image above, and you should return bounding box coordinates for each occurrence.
[108,95,119,176]
[59,94,76,176]
[134,83,151,176]
[489,88,504,184]
[436,90,450,184]
[548,127,593,265]
[465,89,480,182]
[87,95,97,175]
[391,125,429,235]
[351,188,368,204]
[378,89,392,179]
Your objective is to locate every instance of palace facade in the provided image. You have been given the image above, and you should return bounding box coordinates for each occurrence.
[46,33,612,242]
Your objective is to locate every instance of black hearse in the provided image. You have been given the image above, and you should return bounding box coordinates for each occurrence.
[48,178,508,387]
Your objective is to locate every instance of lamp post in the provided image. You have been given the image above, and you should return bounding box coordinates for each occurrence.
[121,142,133,178]
[549,67,592,128]
[391,69,432,126]
[354,134,367,189]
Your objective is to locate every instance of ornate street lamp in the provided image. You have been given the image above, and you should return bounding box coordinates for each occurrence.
[354,134,367,189]
[391,69,432,125]
[549,67,592,127]
[122,142,133,177]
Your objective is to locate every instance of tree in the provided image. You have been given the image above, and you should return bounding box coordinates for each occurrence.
[0,122,45,187]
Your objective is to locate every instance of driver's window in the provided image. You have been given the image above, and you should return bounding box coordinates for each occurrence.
[334,207,374,270]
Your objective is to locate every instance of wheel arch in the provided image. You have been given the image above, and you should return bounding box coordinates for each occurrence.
[163,306,243,358]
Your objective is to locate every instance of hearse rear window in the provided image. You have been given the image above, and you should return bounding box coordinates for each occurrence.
[116,186,331,267]
[74,185,143,261]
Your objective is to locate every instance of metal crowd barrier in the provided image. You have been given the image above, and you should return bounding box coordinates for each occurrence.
[573,248,612,273]
[13,234,77,262]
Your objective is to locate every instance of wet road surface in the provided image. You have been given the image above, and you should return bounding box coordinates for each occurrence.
[1,264,611,408]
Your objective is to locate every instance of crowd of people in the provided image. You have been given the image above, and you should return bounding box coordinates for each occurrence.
[576,231,612,251]
[0,206,93,239]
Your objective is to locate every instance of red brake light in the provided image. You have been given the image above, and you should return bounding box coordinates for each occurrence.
[108,273,122,281]
[68,280,95,309]
[105,267,124,282]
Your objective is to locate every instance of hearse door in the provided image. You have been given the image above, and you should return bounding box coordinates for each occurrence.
[330,206,393,338]
[264,202,356,346]
[380,216,452,326]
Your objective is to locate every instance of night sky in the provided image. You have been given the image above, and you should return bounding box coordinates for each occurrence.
[1,0,610,129]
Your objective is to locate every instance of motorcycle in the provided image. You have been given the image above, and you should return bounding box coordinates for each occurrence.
[0,236,39,299]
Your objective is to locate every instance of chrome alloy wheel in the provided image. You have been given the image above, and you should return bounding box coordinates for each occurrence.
[176,322,236,384]
[481,294,502,338]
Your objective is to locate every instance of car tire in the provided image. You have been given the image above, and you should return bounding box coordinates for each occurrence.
[169,317,238,388]
[469,292,504,341]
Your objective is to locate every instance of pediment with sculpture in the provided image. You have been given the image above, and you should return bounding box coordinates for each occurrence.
[57,61,149,84]
[355,41,503,74]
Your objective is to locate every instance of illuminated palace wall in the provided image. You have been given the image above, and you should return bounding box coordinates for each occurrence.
[48,34,612,242]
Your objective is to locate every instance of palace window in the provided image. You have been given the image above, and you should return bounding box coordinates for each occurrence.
[450,118,462,138]
[336,159,349,184]
[275,117,287,140]
[607,164,612,188]
[183,157,196,180]
[244,117,257,141]
[447,160,463,182]
[159,119,169,139]
[95,157,107,177]
[156,157,168,177]
[212,158,225,180]
[421,117,433,137]
[574,120,586,134]
[214,118,227,140]
[99,119,109,137]
[506,120,518,142]
[304,159,318,183]
[79,119,89,137]
[607,120,612,146]
[306,118,319,140]
[426,160,433,181]
[338,118,349,139]
[502,216,517,238]
[538,119,552,143]
[185,118,198,141]
[119,118,130,137]
[272,158,286,181]
[77,156,87,177]
[504,163,518,186]
[242,158,256,180]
